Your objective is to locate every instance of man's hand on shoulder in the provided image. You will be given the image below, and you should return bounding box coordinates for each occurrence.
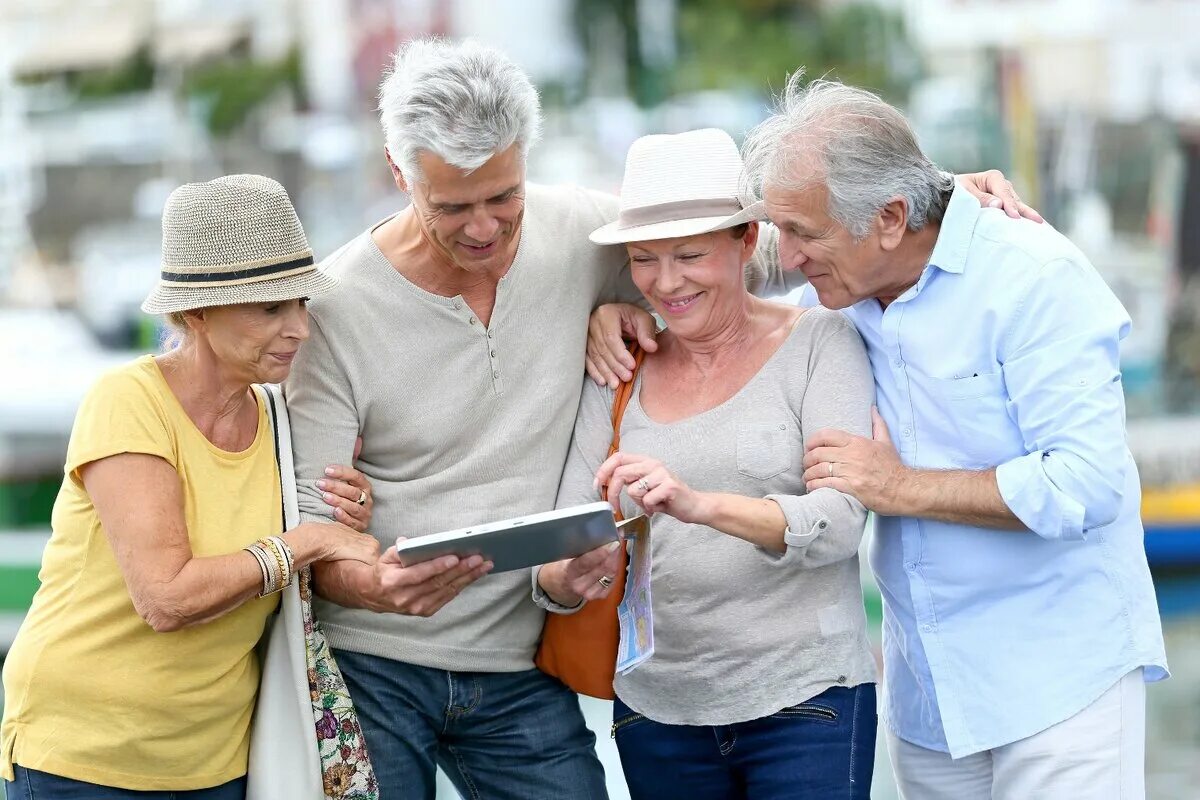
[587,303,658,388]
[956,170,1045,223]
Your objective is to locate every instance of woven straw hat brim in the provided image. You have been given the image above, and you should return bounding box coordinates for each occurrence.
[140,266,339,314]
[589,203,764,245]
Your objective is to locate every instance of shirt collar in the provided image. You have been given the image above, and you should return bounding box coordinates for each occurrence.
[926,182,983,275]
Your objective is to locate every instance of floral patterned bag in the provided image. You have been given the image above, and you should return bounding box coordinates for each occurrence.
[298,567,379,799]
[247,384,379,800]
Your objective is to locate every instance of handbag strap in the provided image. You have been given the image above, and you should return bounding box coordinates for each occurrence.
[258,384,287,534]
[603,343,646,524]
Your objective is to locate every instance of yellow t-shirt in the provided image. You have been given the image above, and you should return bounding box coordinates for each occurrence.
[1,355,281,790]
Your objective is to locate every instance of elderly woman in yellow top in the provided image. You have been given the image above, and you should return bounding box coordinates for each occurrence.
[1,176,383,799]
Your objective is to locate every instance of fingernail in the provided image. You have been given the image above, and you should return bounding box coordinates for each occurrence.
[316,479,327,489]
[323,492,335,502]
[987,198,1002,208]
[467,555,483,568]
[324,467,335,476]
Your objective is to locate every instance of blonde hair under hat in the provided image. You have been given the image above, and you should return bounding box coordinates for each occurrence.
[588,128,764,245]
[140,174,337,315]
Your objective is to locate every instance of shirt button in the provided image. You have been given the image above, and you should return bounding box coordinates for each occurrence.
[469,317,476,325]
[490,350,497,358]
[487,331,493,339]
[905,562,917,572]
[921,623,934,633]
[493,370,500,379]
[453,302,461,310]
[902,427,912,437]
[892,358,903,368]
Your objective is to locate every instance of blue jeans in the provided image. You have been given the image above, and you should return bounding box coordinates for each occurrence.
[4,766,245,799]
[613,684,877,800]
[333,648,607,800]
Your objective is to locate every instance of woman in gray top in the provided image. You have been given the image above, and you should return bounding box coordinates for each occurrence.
[539,129,876,800]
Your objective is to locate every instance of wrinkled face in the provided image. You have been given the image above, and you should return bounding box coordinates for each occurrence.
[404,145,526,275]
[626,226,757,340]
[195,299,310,384]
[764,182,878,309]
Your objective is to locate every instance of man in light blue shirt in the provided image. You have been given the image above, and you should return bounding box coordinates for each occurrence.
[744,76,1168,799]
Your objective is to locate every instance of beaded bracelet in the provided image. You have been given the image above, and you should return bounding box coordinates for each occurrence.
[268,536,295,582]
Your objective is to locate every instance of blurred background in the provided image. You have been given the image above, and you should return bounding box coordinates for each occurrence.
[0,0,1198,797]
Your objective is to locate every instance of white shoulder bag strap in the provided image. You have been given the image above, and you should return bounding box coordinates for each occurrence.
[247,383,326,799]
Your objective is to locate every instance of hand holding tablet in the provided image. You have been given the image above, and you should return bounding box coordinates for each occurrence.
[394,502,619,574]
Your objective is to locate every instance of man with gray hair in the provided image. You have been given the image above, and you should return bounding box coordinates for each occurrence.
[282,37,637,799]
[743,75,1167,798]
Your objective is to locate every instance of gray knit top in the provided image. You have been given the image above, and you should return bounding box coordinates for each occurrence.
[556,306,878,725]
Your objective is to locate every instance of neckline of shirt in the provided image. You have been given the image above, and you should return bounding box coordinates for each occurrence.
[362,207,532,311]
[142,355,269,461]
[628,309,819,428]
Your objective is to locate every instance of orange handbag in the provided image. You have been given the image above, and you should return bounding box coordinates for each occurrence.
[534,345,646,700]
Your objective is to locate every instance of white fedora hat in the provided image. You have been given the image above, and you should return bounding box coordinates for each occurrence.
[589,128,764,245]
[141,174,337,315]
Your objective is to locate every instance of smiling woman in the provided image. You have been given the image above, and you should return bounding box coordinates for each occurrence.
[541,129,880,800]
[0,175,381,800]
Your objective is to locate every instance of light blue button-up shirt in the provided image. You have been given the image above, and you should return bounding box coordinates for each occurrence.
[800,187,1168,757]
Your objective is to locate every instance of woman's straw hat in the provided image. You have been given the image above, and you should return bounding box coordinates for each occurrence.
[589,128,764,245]
[141,174,337,314]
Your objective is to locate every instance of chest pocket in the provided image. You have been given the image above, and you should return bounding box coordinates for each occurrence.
[736,421,796,480]
[923,372,1020,468]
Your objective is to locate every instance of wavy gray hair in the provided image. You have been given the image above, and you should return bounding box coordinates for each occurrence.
[378,37,543,183]
[743,72,953,240]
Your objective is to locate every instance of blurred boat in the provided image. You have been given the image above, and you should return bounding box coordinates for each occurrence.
[1129,417,1200,566]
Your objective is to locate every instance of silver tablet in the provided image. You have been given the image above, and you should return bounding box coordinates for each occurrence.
[394,501,619,574]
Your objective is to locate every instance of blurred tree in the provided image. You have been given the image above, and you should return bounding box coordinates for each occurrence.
[574,0,665,106]
[183,50,305,136]
[30,45,158,98]
[574,0,920,105]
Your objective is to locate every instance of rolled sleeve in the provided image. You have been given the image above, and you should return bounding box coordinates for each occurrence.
[997,257,1132,541]
[996,455,1088,541]
[765,489,867,568]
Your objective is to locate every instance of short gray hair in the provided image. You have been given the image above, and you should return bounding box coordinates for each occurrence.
[378,37,542,183]
[743,72,953,240]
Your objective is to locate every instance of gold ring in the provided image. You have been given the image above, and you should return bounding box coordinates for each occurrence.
[598,576,613,588]
[356,489,367,506]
